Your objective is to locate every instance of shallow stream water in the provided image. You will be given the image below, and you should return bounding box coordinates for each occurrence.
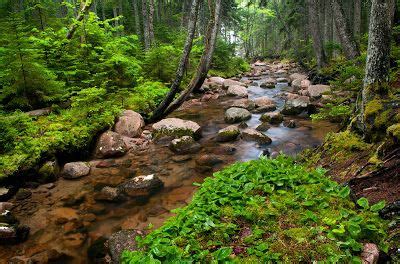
[0,74,337,263]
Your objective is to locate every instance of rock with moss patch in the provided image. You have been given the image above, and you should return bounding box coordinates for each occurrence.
[231,99,256,110]
[307,85,330,98]
[387,123,400,142]
[281,96,311,115]
[260,112,284,124]
[152,118,201,139]
[217,126,240,142]
[38,160,60,182]
[225,108,252,124]
[169,136,201,154]
[241,129,272,145]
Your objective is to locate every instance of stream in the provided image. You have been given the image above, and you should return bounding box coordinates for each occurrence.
[0,68,337,263]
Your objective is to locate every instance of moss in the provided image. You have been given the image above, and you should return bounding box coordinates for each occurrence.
[364,99,384,118]
[387,123,400,141]
[325,131,369,153]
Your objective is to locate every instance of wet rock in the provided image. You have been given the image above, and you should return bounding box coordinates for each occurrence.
[213,145,237,155]
[231,99,256,110]
[31,249,70,263]
[253,97,277,113]
[108,229,144,264]
[299,89,309,96]
[238,122,248,129]
[227,85,248,98]
[95,159,117,168]
[284,120,297,128]
[171,155,192,163]
[276,77,289,83]
[94,187,121,202]
[361,243,379,264]
[152,118,202,139]
[301,79,311,89]
[95,131,128,159]
[223,79,244,88]
[217,125,240,142]
[53,208,79,224]
[291,79,302,91]
[0,224,29,245]
[0,186,17,201]
[260,78,277,88]
[256,123,271,132]
[114,110,145,138]
[118,174,164,198]
[87,237,108,262]
[64,232,87,248]
[281,96,311,115]
[196,155,223,167]
[241,129,272,145]
[8,256,32,264]
[260,112,284,125]
[62,162,90,179]
[270,151,280,159]
[225,107,252,124]
[15,189,32,200]
[208,77,225,86]
[275,69,287,76]
[308,85,331,98]
[169,136,201,154]
[0,202,14,212]
[38,160,60,182]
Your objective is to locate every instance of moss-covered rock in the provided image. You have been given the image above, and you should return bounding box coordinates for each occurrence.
[216,126,240,142]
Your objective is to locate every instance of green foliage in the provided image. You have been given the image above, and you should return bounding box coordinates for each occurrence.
[123,81,169,113]
[143,45,181,83]
[121,157,387,263]
[311,103,352,123]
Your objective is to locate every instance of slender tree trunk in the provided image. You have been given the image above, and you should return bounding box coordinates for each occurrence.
[163,0,222,116]
[113,7,119,27]
[332,0,360,59]
[150,0,201,122]
[101,0,105,20]
[132,0,141,36]
[361,0,395,135]
[354,0,361,39]
[66,0,93,39]
[148,0,155,45]
[142,0,150,49]
[307,0,327,68]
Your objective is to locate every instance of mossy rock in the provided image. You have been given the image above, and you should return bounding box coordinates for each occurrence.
[217,126,240,142]
[387,123,400,142]
[38,160,60,182]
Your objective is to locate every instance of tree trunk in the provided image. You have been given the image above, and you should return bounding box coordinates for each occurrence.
[332,0,360,59]
[150,0,201,122]
[142,0,150,49]
[163,0,222,116]
[66,0,93,39]
[132,0,141,36]
[148,0,155,45]
[307,0,327,68]
[354,0,361,39]
[361,0,395,135]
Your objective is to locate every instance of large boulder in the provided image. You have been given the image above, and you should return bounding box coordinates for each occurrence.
[62,162,90,179]
[227,85,248,98]
[308,85,331,98]
[108,229,144,264]
[95,131,128,159]
[208,77,225,86]
[26,107,51,117]
[118,174,163,198]
[217,125,240,142]
[291,79,302,91]
[260,112,284,125]
[231,99,256,110]
[169,136,201,154]
[289,73,307,82]
[241,129,272,145]
[225,107,252,124]
[260,78,277,88]
[253,97,277,113]
[114,110,145,138]
[152,118,201,139]
[274,69,287,76]
[223,79,244,88]
[281,96,311,115]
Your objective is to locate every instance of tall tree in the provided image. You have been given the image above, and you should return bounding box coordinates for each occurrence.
[307,0,327,68]
[148,0,155,44]
[131,0,141,36]
[354,0,361,39]
[142,0,150,49]
[66,0,93,39]
[163,0,222,116]
[150,0,201,122]
[361,0,395,135]
[331,0,360,59]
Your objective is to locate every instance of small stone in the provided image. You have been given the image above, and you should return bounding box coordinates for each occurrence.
[217,126,240,142]
[15,189,32,200]
[196,155,223,167]
[95,131,128,159]
[241,129,272,145]
[94,187,121,202]
[361,243,379,264]
[284,120,297,128]
[256,123,271,132]
[62,162,90,179]
[118,175,164,198]
[227,85,248,98]
[108,229,144,264]
[260,112,284,125]
[225,107,252,124]
[171,155,192,163]
[169,136,201,154]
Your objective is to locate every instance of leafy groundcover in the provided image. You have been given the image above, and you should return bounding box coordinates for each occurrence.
[122,156,387,263]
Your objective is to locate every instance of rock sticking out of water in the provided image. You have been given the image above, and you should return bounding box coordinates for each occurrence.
[225,107,252,124]
[169,136,201,154]
[95,131,128,159]
[152,118,202,139]
[118,174,164,198]
[260,112,284,125]
[114,110,145,138]
[217,126,240,142]
[241,129,272,145]
[62,162,91,179]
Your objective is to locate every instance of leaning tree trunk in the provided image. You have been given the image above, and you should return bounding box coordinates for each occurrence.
[361,0,395,136]
[150,0,201,122]
[307,0,327,68]
[163,0,222,116]
[66,0,93,39]
[332,0,360,59]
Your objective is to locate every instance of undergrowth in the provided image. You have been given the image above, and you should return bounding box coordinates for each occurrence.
[121,157,387,263]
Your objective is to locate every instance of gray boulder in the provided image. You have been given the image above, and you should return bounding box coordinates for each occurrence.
[108,229,144,264]
[308,85,331,98]
[62,162,90,179]
[152,118,201,139]
[217,125,240,142]
[241,129,272,145]
[95,131,128,159]
[114,110,145,138]
[118,174,163,198]
[230,99,256,110]
[225,107,252,124]
[281,96,311,115]
[260,112,284,125]
[227,85,248,98]
[169,136,201,154]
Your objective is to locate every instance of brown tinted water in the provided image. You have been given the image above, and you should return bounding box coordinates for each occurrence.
[0,76,337,263]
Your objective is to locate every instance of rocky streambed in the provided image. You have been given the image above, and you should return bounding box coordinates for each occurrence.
[0,61,338,263]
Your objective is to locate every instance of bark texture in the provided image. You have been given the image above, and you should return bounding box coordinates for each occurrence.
[332,0,360,59]
[150,0,201,122]
[354,0,362,38]
[142,0,150,49]
[307,0,327,68]
[66,0,93,39]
